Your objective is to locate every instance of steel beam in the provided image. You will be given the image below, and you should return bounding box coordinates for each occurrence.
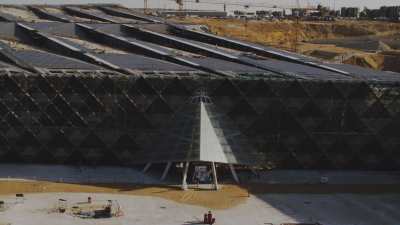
[250,168,258,176]
[182,161,189,190]
[160,161,172,181]
[211,162,219,190]
[142,162,152,173]
[229,164,239,184]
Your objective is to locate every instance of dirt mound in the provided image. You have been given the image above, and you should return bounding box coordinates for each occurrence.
[344,53,385,70]
[175,18,400,49]
[343,51,400,72]
[298,43,362,60]
[174,18,400,72]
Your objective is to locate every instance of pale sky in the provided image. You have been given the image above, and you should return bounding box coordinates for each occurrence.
[1,0,399,10]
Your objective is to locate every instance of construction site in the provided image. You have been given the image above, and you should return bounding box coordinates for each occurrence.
[0,2,399,225]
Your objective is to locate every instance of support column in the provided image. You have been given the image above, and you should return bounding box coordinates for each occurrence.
[250,168,258,176]
[250,168,259,179]
[160,161,172,181]
[211,161,219,190]
[142,162,152,173]
[229,164,239,183]
[182,161,190,190]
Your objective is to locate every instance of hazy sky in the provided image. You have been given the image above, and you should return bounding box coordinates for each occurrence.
[1,0,399,10]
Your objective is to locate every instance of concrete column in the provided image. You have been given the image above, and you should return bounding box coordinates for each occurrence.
[182,161,190,190]
[211,161,219,190]
[161,162,172,181]
[229,164,239,183]
[142,162,152,173]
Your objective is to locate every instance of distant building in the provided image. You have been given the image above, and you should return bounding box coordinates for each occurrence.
[291,7,333,18]
[362,8,381,19]
[233,8,284,19]
[290,7,336,21]
[361,6,400,21]
[341,7,359,18]
[380,6,400,21]
[157,10,227,18]
[271,10,285,18]
[233,10,256,19]
[255,10,272,18]
[291,8,307,17]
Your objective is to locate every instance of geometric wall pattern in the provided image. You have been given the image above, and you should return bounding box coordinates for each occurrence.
[0,3,397,174]
[0,69,399,170]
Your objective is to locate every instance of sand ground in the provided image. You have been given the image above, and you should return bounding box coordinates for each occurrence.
[0,181,248,210]
[1,165,399,224]
[1,191,400,225]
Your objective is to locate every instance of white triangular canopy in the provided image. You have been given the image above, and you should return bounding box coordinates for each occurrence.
[199,102,237,163]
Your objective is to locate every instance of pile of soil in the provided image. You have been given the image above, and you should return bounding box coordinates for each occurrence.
[174,17,400,72]
[175,18,400,49]
[343,53,385,70]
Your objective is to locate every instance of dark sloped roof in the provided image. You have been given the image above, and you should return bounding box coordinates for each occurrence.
[0,4,396,82]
